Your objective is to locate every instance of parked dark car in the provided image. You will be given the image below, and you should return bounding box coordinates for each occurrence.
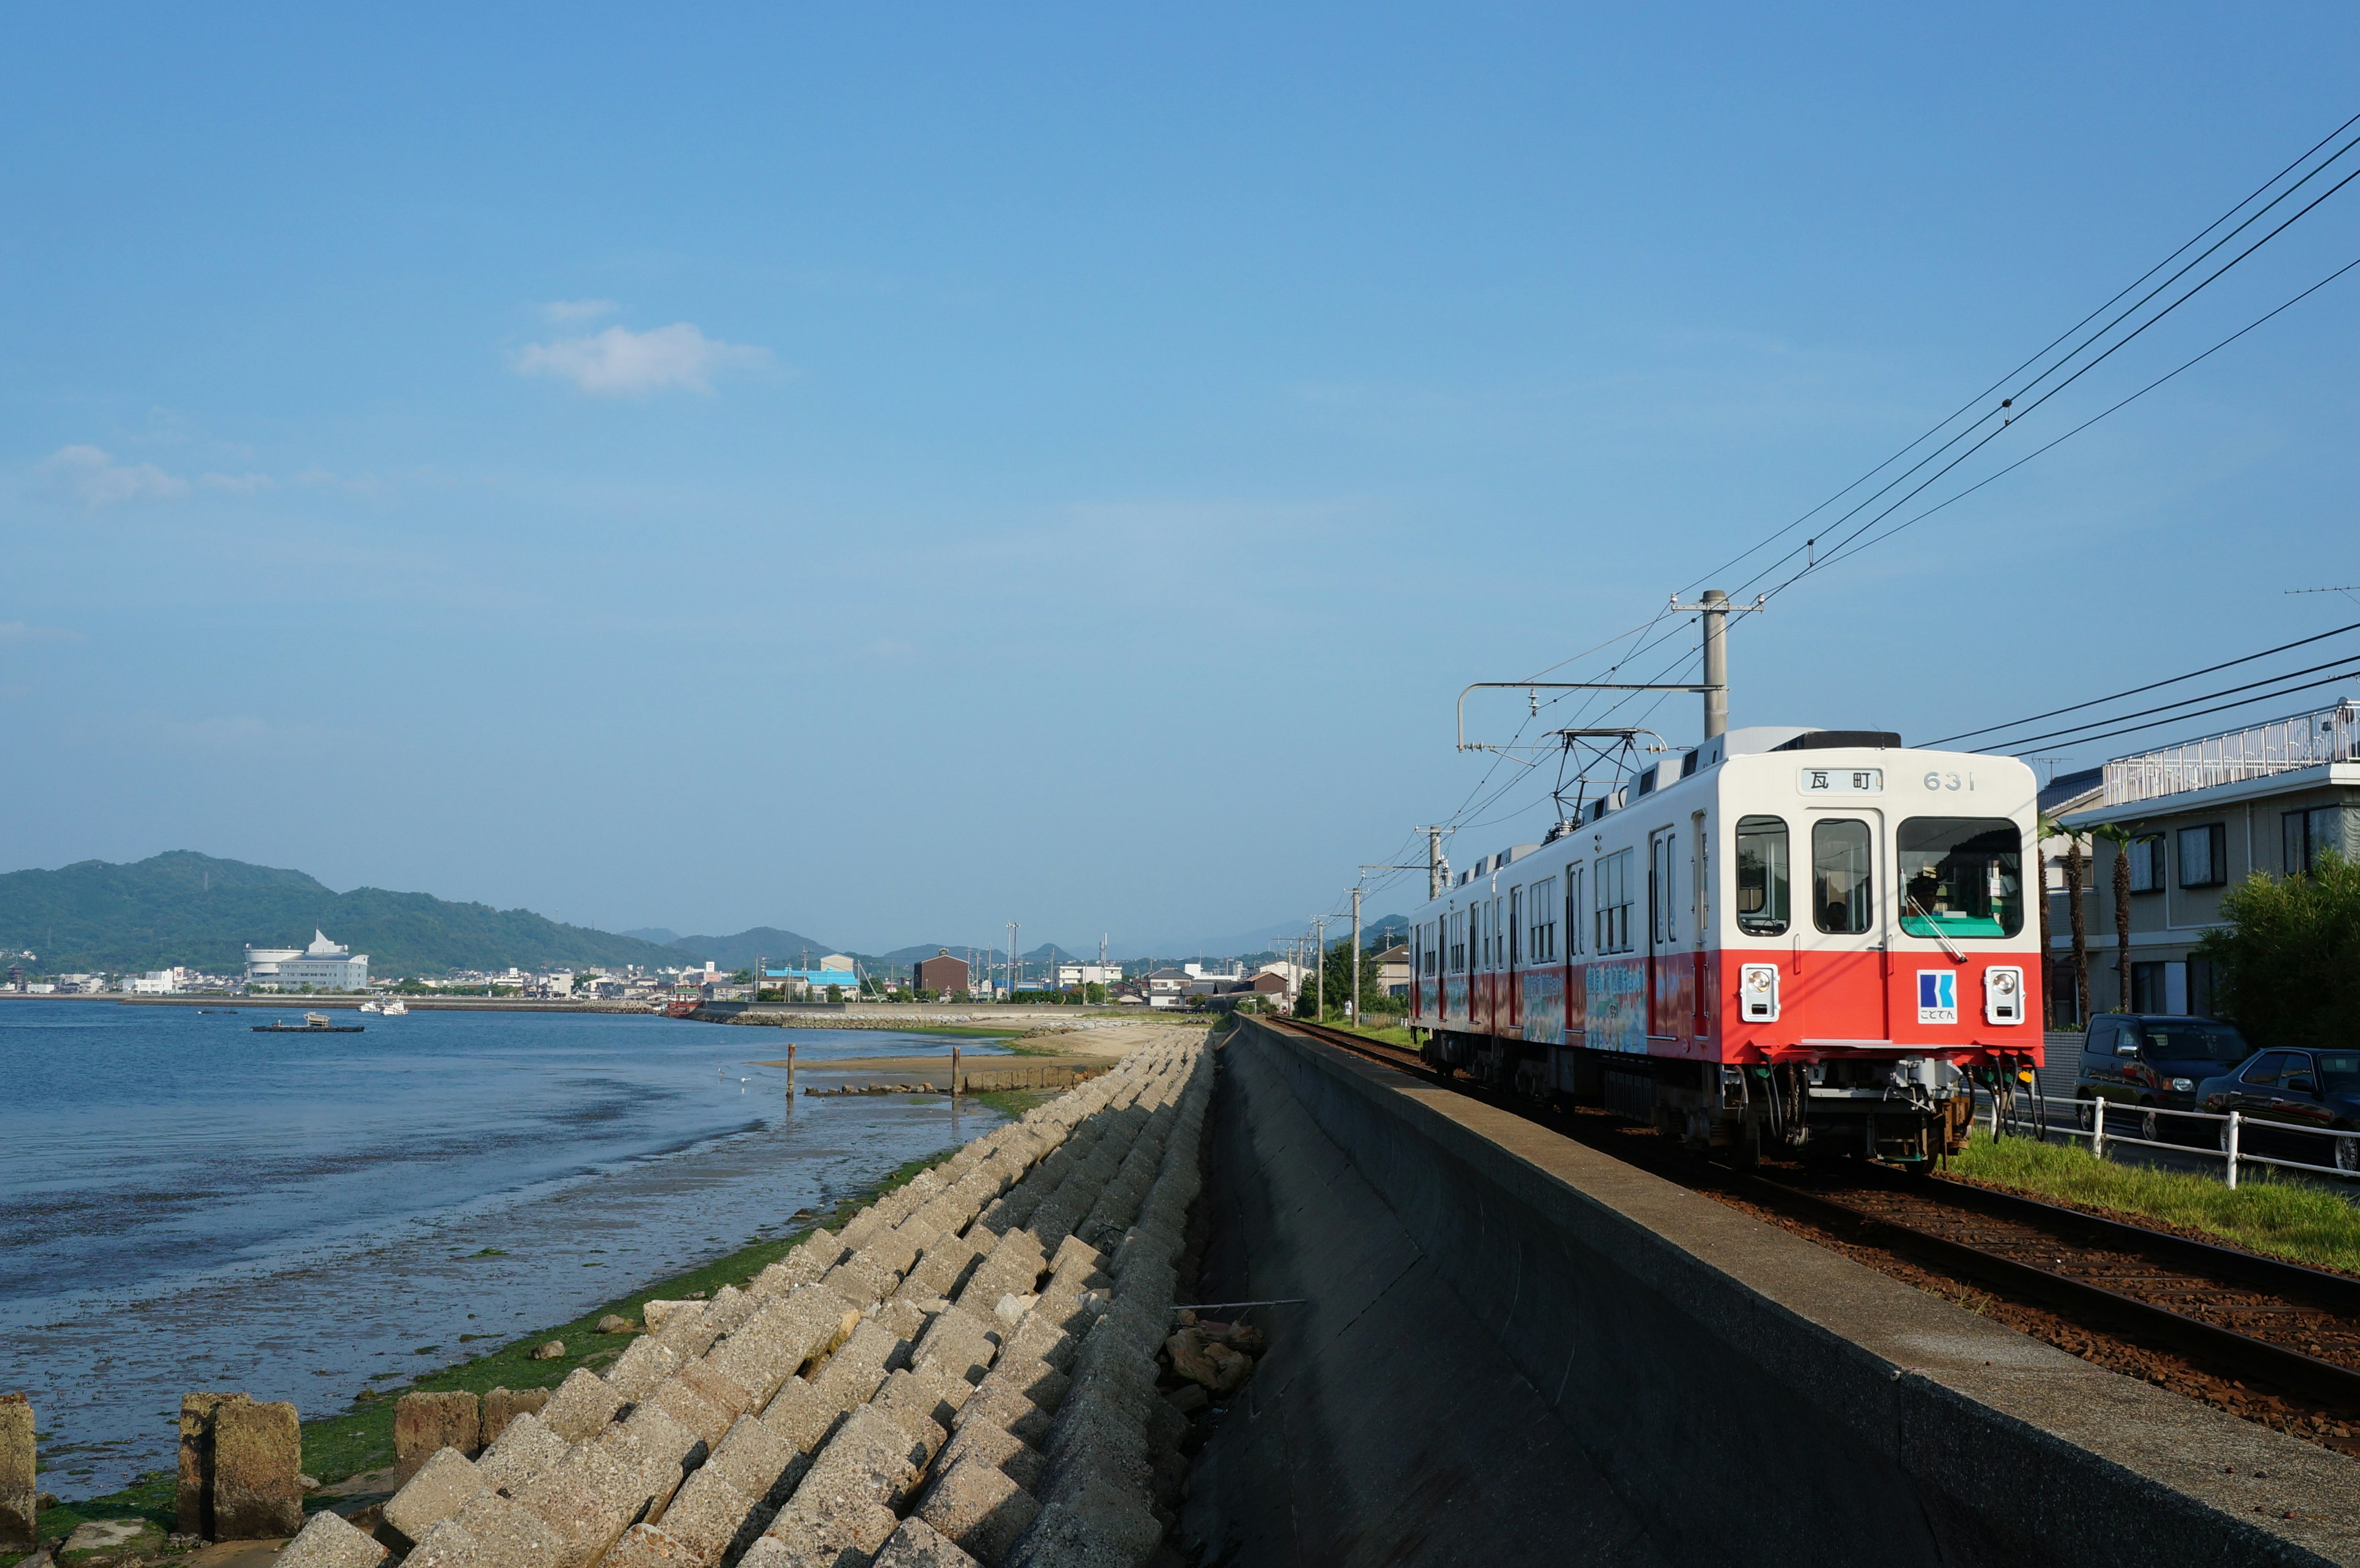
[2072,1014,2253,1143]
[2195,1048,2360,1174]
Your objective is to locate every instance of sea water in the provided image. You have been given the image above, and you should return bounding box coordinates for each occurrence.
[0,1002,1005,1495]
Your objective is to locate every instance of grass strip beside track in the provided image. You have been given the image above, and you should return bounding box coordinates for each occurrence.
[37,1147,972,1541]
[1951,1132,2360,1276]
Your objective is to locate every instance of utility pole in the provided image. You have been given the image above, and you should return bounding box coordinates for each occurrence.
[1350,887,1361,1024]
[1417,826,1453,900]
[1664,587,1763,739]
[1006,921,1019,998]
[1313,917,1327,1023]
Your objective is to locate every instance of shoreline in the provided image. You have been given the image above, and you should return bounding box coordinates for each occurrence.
[28,1115,1054,1542]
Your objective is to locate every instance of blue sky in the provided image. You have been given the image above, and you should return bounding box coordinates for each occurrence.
[4,4,2358,954]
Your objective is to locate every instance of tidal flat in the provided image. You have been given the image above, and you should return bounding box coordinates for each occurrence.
[0,1002,1011,1497]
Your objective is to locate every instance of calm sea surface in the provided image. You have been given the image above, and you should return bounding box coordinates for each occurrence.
[0,1002,1007,1495]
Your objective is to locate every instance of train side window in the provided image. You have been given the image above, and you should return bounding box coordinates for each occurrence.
[1812,818,1874,935]
[1735,815,1790,936]
[1650,830,1679,947]
[1527,876,1557,962]
[1595,849,1635,953]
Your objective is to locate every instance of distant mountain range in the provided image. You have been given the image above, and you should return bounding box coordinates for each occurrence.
[0,851,1415,979]
[0,852,686,976]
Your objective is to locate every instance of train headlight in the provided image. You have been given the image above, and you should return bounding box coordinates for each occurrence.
[1739,963,1779,1023]
[1983,965,2024,1025]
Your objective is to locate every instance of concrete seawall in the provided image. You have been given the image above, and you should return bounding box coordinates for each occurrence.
[1181,1019,2359,1567]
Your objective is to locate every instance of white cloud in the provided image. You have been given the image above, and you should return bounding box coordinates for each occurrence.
[40,445,190,507]
[543,299,620,323]
[0,621,83,645]
[198,471,275,495]
[514,323,771,396]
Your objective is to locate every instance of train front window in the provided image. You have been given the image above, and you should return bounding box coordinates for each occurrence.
[1812,818,1874,935]
[1897,817,2023,939]
[1735,815,1789,935]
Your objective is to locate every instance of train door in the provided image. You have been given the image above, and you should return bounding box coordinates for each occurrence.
[1806,810,1889,1042]
[1691,809,1711,1041]
[1508,884,1523,1032]
[1648,827,1680,1044]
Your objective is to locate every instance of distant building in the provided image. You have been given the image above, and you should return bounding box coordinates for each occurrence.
[1055,962,1121,989]
[765,956,860,997]
[2058,700,2360,1016]
[915,949,970,994]
[246,930,370,991]
[1369,943,1411,998]
[127,968,186,995]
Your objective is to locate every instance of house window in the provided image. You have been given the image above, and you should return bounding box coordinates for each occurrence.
[2126,834,2165,893]
[2284,806,2343,875]
[2177,823,2226,888]
[1595,849,1635,954]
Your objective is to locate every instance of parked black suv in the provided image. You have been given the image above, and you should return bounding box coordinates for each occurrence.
[2072,1014,2253,1142]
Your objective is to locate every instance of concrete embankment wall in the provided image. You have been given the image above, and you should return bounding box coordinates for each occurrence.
[1181,1020,2359,1567]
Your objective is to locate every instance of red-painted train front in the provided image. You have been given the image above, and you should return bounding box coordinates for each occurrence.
[1406,726,2043,1164]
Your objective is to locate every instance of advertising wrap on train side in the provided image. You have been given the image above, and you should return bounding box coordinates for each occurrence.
[1586,960,1646,1054]
[1521,970,1565,1045]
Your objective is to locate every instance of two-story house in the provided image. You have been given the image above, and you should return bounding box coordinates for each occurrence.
[2058,700,2360,1017]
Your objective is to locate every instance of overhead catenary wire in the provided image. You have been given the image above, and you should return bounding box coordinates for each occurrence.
[1972,668,2360,757]
[1922,618,2360,747]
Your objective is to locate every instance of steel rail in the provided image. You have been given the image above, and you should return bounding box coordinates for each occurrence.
[1255,1015,2360,1416]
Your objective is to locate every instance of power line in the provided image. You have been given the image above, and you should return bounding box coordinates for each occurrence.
[1678,109,2360,598]
[1957,653,2360,753]
[1922,619,2360,746]
[1978,668,2360,757]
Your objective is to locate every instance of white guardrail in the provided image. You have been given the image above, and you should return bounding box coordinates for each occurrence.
[1973,1089,2359,1188]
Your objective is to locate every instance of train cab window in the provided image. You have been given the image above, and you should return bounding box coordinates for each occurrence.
[1897,817,2023,938]
[1811,818,1874,935]
[1734,815,1790,936]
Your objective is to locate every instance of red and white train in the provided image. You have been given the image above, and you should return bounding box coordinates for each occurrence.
[1406,726,2043,1164]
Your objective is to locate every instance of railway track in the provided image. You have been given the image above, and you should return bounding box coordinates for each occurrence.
[1260,1014,2360,1452]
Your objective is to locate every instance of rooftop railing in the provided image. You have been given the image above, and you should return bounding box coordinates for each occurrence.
[2101,700,2360,807]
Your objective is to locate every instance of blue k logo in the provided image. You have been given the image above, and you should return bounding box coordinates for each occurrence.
[1916,970,1957,1024]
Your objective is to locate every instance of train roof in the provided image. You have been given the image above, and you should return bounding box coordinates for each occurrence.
[1445,725,2022,890]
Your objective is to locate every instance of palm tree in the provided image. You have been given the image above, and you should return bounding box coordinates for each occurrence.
[2039,812,2091,1027]
[2090,822,2139,1011]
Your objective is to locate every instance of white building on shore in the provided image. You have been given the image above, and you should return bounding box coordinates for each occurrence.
[246,930,370,992]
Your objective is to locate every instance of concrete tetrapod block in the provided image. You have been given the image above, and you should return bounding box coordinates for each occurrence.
[806,1320,908,1414]
[176,1390,247,1537]
[639,1463,759,1563]
[278,1508,393,1568]
[515,1432,657,1568]
[480,1412,572,1495]
[643,1377,731,1449]
[596,1523,702,1567]
[1002,1467,1162,1568]
[450,1488,568,1568]
[541,1367,628,1443]
[703,1414,801,1508]
[382,1448,487,1552]
[911,1306,1002,1387]
[396,1390,482,1471]
[778,1405,927,1527]
[873,1515,983,1568]
[866,1371,950,1464]
[916,1453,1040,1567]
[873,1295,932,1344]
[932,1422,1045,1496]
[482,1387,554,1448]
[211,1396,304,1540]
[0,1392,31,1551]
[674,1362,755,1424]
[757,1378,845,1466]
[606,1336,685,1401]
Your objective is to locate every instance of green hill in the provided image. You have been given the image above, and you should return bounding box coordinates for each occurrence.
[0,851,690,977]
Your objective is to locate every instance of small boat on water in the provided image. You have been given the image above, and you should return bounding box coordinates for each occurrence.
[359,999,409,1016]
[253,1011,366,1033]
